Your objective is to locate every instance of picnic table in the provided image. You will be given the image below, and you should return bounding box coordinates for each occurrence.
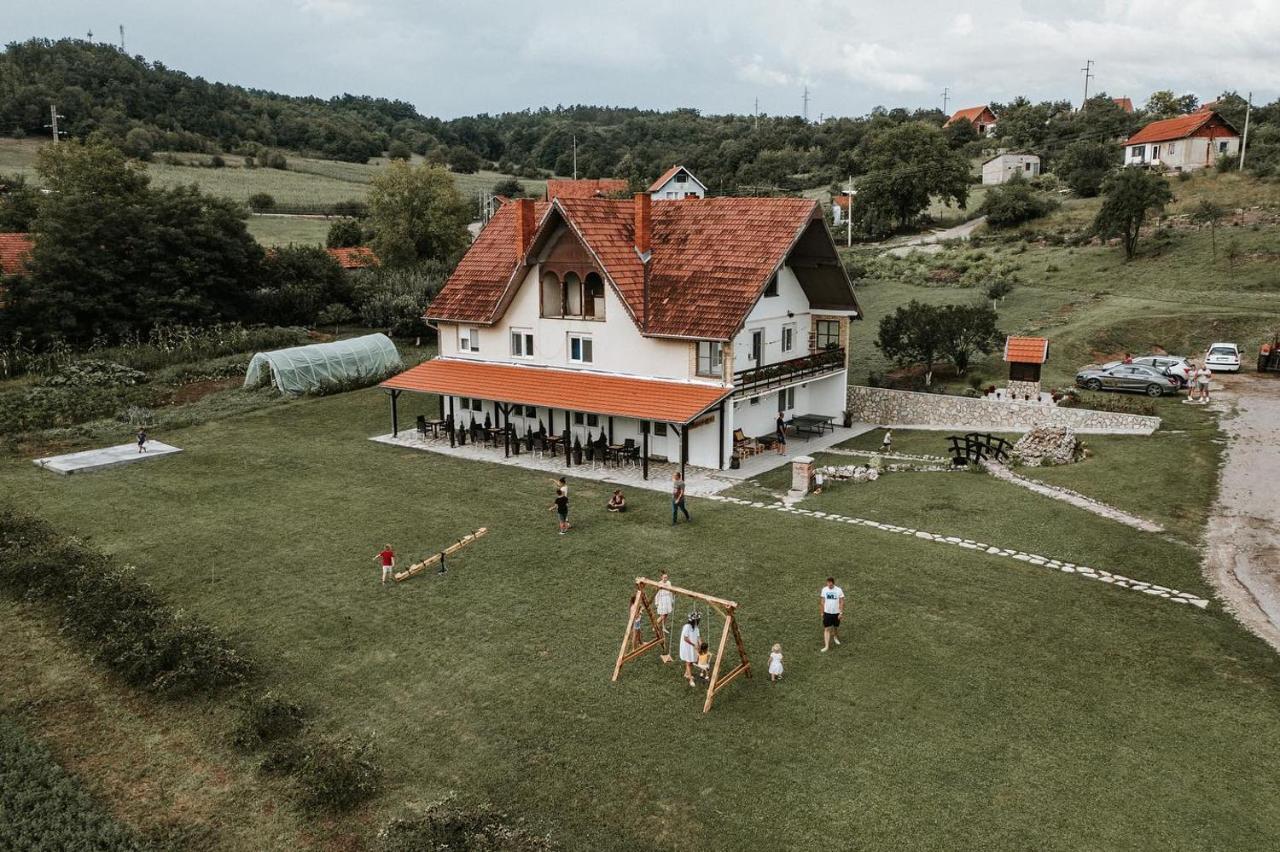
[791,413,836,439]
[542,434,564,455]
[607,443,639,466]
[421,418,446,438]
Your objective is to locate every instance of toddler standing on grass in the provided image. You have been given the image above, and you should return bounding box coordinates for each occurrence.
[768,643,784,682]
[696,642,711,681]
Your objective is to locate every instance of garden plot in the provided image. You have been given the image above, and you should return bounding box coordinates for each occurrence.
[34,442,182,475]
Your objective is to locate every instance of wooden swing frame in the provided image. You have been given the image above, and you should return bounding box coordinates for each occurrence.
[611,577,751,713]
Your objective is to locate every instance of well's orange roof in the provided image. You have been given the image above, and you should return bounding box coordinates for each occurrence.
[426,196,848,341]
[381,358,731,423]
[1125,111,1237,145]
[545,178,629,200]
[946,106,995,127]
[0,233,33,276]
[1004,336,1049,364]
[326,246,379,269]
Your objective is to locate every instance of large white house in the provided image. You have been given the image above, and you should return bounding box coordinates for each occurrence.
[381,194,861,476]
[647,165,707,200]
[1124,110,1240,172]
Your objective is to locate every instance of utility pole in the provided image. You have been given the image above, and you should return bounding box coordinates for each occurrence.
[941,86,950,115]
[845,175,853,248]
[1239,91,1252,172]
[754,97,759,131]
[802,86,810,122]
[572,134,577,180]
[1080,59,1094,107]
[45,105,65,144]
[119,25,126,52]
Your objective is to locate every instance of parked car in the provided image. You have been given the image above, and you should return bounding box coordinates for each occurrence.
[1204,342,1241,372]
[1128,355,1193,386]
[1075,363,1181,396]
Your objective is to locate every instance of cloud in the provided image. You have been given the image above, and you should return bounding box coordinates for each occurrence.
[951,13,974,36]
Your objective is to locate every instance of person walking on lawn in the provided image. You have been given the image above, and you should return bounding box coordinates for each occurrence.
[551,487,571,535]
[671,471,691,524]
[375,544,395,585]
[136,428,148,453]
[820,576,845,652]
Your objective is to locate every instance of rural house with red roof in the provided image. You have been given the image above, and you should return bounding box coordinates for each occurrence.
[1124,110,1240,172]
[647,165,706,200]
[544,178,630,200]
[0,233,34,277]
[945,105,998,137]
[381,193,861,475]
[326,246,379,270]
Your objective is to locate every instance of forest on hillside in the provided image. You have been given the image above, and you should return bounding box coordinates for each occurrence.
[3,39,1280,192]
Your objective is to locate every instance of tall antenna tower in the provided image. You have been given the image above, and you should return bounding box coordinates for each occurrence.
[1080,59,1095,107]
[802,86,810,122]
[941,87,950,115]
[119,25,126,52]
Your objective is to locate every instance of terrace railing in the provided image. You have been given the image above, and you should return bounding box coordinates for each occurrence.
[733,347,846,394]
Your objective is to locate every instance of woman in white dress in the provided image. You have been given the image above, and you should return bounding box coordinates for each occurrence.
[679,612,701,687]
[654,571,675,634]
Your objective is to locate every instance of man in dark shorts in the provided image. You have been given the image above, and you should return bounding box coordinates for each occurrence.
[671,471,690,524]
[551,488,570,535]
[819,576,845,652]
[775,413,788,455]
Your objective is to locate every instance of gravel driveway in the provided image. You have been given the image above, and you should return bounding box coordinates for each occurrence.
[1204,372,1280,652]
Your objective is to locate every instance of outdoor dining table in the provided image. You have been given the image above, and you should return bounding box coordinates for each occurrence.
[791,413,836,438]
[422,418,446,437]
[542,434,564,455]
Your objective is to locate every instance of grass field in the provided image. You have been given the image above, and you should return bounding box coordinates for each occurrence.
[3,381,1280,850]
[244,215,334,247]
[0,138,548,208]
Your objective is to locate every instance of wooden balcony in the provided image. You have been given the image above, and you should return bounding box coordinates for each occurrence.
[733,347,846,394]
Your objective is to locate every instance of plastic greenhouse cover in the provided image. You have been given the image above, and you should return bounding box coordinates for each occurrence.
[243,333,402,394]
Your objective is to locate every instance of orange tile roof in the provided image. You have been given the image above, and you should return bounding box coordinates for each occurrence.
[326,246,379,269]
[381,358,732,423]
[1004,336,1049,364]
[0,233,33,276]
[1113,97,1134,113]
[545,178,629,200]
[647,165,704,193]
[1125,111,1237,145]
[426,196,848,341]
[946,106,995,127]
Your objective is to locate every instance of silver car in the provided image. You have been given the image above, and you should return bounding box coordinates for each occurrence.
[1075,363,1180,397]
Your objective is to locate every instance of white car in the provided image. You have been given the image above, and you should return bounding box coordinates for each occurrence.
[1205,343,1241,373]
[1129,355,1193,386]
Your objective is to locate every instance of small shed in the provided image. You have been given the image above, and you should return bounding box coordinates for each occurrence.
[982,153,1041,185]
[244,333,401,395]
[1003,336,1049,398]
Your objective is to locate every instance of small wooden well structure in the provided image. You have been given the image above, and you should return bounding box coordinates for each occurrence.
[1003,336,1049,400]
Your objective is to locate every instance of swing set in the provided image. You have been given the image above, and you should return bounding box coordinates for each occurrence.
[612,577,751,713]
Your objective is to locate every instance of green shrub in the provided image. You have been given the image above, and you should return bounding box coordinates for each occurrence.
[40,359,148,388]
[979,176,1059,228]
[293,733,382,812]
[0,717,147,851]
[380,799,553,852]
[248,192,276,212]
[233,691,307,750]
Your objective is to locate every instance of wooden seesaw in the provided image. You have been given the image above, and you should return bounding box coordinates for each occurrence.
[393,527,488,582]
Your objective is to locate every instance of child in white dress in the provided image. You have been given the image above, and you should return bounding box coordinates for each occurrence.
[654,572,674,634]
[679,612,701,687]
[768,643,784,682]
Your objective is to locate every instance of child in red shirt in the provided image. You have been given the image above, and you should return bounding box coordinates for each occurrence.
[375,545,395,585]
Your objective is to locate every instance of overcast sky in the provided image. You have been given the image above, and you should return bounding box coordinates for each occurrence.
[11,1,1280,118]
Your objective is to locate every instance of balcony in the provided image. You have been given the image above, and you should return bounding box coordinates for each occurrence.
[733,347,846,395]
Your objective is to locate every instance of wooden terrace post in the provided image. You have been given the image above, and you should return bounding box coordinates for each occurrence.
[717,399,726,470]
[390,389,400,437]
[448,396,456,447]
[679,423,688,479]
[641,422,649,480]
[608,416,614,444]
[501,403,511,457]
[438,394,445,420]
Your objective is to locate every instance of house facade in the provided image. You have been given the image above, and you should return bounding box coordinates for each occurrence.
[946,105,998,137]
[648,165,707,200]
[1124,110,1240,171]
[981,153,1041,185]
[381,194,860,474]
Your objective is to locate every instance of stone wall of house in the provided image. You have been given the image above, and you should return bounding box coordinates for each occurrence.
[846,385,1160,434]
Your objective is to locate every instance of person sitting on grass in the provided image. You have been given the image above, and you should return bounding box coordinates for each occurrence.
[607,489,627,512]
[696,641,711,682]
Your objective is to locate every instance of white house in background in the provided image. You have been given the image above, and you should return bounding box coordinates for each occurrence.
[1124,110,1240,172]
[982,153,1041,185]
[381,194,861,476]
[647,165,707,200]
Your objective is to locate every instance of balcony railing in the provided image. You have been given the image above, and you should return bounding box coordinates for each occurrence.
[733,347,846,394]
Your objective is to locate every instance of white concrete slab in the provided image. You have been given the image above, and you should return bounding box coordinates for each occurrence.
[33,442,183,475]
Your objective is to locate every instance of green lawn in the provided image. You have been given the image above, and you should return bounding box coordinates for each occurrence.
[3,385,1280,849]
[245,214,334,247]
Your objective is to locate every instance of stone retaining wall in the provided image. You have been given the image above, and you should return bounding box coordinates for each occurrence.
[846,385,1160,434]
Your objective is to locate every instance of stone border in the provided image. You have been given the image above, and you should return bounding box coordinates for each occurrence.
[982,462,1165,533]
[702,494,1208,610]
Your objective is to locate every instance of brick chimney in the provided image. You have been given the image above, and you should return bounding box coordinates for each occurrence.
[514,198,535,259]
[633,192,651,257]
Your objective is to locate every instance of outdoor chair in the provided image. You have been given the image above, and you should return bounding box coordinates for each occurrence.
[532,434,545,459]
[416,415,427,438]
[732,428,761,457]
[622,438,637,467]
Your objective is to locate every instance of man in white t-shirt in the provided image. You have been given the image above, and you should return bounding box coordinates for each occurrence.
[819,577,845,652]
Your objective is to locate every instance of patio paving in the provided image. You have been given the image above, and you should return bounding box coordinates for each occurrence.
[33,441,183,475]
[370,422,873,496]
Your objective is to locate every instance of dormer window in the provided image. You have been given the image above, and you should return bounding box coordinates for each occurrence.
[675,171,688,184]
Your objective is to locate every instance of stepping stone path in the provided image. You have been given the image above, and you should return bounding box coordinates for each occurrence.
[700,494,1210,611]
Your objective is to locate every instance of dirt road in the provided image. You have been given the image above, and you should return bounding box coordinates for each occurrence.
[1204,372,1280,652]
[880,216,987,257]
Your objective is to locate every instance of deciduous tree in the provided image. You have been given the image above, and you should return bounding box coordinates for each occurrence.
[875,300,948,386]
[1055,140,1119,197]
[1093,168,1174,259]
[367,161,471,267]
[854,123,969,231]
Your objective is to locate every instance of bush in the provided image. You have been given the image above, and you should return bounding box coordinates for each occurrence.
[979,176,1058,228]
[387,140,412,161]
[40,359,148,388]
[326,218,366,248]
[209,154,226,168]
[380,799,553,852]
[261,150,288,170]
[293,733,382,812]
[332,200,369,218]
[491,177,526,198]
[233,691,307,750]
[0,508,252,697]
[248,192,276,212]
[0,717,147,851]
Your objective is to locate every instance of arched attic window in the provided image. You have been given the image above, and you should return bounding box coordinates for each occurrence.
[583,272,604,318]
[541,271,562,318]
[564,272,583,316]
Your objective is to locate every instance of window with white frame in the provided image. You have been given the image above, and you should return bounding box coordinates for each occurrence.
[696,341,723,377]
[569,334,593,364]
[510,329,534,358]
[781,324,795,354]
[1167,142,1177,155]
[750,329,764,363]
[459,327,481,352]
[777,387,795,412]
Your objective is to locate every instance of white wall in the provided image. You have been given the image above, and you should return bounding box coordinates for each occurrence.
[982,156,1040,185]
[1125,137,1239,171]
[732,265,811,372]
[650,171,705,200]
